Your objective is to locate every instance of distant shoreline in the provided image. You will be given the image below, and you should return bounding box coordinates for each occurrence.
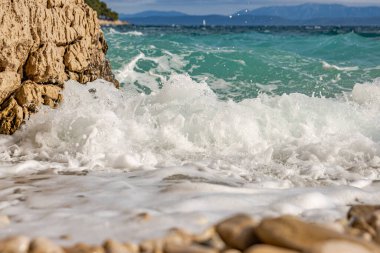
[99,19,129,26]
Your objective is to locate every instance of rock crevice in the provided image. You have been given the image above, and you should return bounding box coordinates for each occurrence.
[0,0,119,134]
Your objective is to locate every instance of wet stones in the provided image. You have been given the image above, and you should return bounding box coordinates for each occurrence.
[1,205,380,253]
[164,244,218,253]
[29,238,65,253]
[348,205,380,244]
[139,239,163,253]
[308,240,373,253]
[64,243,105,253]
[255,215,346,251]
[192,227,225,250]
[104,240,131,253]
[0,236,31,253]
[215,214,259,251]
[255,215,380,253]
[244,245,299,253]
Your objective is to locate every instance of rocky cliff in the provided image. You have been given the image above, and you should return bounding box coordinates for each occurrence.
[0,0,119,135]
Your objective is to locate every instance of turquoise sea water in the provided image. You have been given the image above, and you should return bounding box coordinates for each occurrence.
[2,26,380,243]
[104,26,380,101]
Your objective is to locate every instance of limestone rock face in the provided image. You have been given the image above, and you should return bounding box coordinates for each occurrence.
[0,71,21,105]
[0,0,119,134]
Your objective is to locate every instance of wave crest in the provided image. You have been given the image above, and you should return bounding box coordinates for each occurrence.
[1,76,380,184]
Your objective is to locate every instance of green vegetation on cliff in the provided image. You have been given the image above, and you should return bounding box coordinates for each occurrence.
[85,0,119,21]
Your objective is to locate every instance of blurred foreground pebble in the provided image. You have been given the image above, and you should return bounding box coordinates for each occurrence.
[1,205,380,253]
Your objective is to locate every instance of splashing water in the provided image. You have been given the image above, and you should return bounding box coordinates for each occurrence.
[1,26,380,243]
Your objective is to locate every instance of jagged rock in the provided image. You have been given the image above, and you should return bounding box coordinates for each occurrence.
[0,81,62,134]
[64,38,93,73]
[0,236,31,253]
[0,71,21,105]
[0,0,119,135]
[0,97,24,135]
[216,214,260,251]
[14,81,63,109]
[25,42,66,84]
[255,216,380,253]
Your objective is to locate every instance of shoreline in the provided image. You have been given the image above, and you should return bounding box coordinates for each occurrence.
[2,165,378,245]
[1,206,379,252]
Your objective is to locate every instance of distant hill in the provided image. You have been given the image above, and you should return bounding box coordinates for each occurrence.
[120,4,380,26]
[121,15,380,26]
[85,0,118,20]
[121,11,188,19]
[122,15,294,26]
[235,3,380,20]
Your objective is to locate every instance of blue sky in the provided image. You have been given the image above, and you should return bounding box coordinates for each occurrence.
[103,0,380,15]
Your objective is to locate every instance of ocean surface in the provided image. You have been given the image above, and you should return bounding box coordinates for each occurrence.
[1,26,380,243]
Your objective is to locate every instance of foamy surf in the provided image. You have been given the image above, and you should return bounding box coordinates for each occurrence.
[109,28,144,36]
[1,76,380,183]
[322,61,359,71]
[2,27,380,244]
[1,77,380,243]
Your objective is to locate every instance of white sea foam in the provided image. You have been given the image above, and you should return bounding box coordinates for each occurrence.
[125,31,144,36]
[322,61,359,71]
[255,83,278,93]
[1,168,380,244]
[109,28,144,36]
[2,27,380,243]
[115,51,188,92]
[352,78,380,106]
[1,76,380,243]
[1,76,380,182]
